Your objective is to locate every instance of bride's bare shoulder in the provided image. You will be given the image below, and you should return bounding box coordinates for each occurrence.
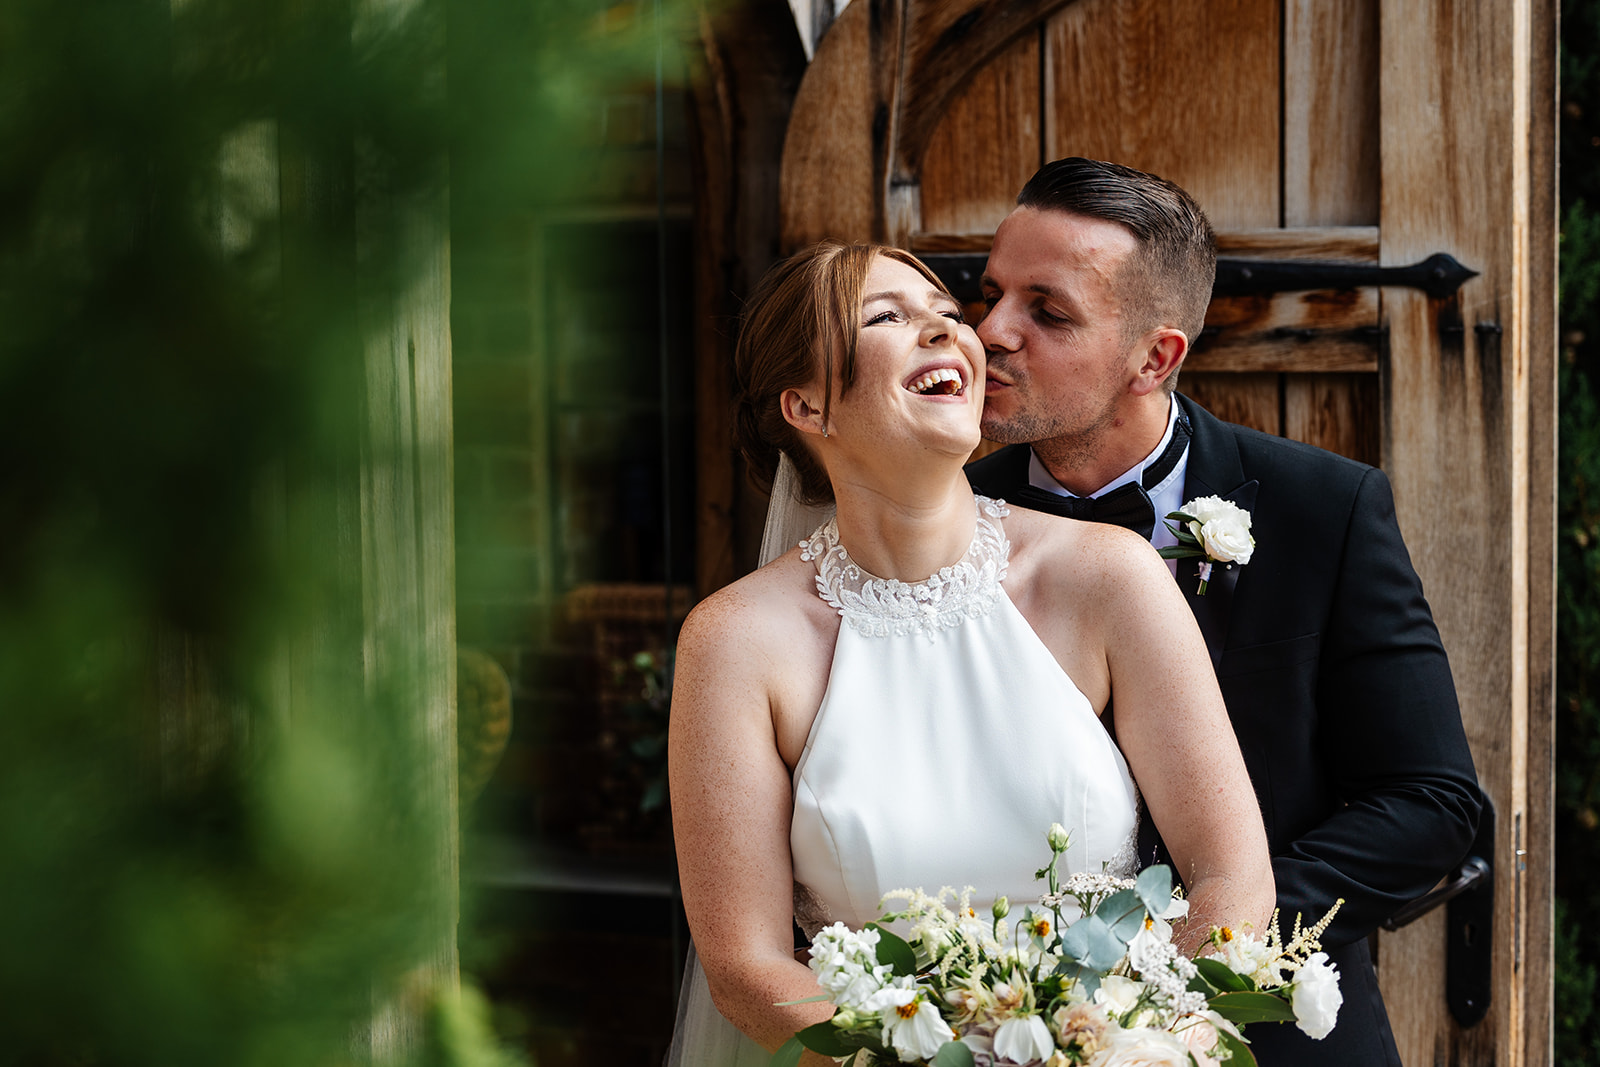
[678,547,835,660]
[999,505,1167,595]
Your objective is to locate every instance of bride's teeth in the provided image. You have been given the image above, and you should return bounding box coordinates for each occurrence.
[909,368,963,395]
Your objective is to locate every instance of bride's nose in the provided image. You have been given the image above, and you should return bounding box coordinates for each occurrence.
[917,311,953,346]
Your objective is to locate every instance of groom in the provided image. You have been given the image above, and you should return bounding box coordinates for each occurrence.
[965,158,1483,1067]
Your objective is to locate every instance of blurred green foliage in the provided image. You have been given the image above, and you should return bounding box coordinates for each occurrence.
[1560,0,1600,1062]
[0,0,671,1063]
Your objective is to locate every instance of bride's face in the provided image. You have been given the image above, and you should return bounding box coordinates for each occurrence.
[822,255,985,460]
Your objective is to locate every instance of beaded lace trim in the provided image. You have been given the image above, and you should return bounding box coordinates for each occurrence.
[800,496,1010,640]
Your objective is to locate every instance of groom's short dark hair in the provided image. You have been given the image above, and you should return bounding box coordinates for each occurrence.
[1017,158,1215,369]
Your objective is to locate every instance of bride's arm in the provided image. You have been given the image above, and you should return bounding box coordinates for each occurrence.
[669,589,836,1054]
[1086,530,1276,951]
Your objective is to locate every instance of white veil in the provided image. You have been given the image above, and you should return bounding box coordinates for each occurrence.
[665,453,835,1067]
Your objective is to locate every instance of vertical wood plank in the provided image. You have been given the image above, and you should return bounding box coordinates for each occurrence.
[1178,372,1279,437]
[1284,373,1380,465]
[918,31,1040,236]
[1522,1,1559,1064]
[1043,0,1279,230]
[780,0,875,248]
[1378,0,1535,1064]
[1283,0,1379,226]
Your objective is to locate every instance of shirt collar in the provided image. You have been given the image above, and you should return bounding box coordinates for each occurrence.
[1028,396,1185,500]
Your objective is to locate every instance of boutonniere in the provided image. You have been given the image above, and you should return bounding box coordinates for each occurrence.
[1158,496,1255,595]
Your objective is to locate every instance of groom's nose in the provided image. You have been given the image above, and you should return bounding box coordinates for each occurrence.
[975,300,1020,353]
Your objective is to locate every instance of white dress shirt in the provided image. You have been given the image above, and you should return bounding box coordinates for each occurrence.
[1026,395,1189,576]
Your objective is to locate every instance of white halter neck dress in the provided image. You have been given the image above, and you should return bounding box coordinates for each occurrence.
[666,496,1139,1066]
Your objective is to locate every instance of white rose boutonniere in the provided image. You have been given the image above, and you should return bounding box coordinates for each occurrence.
[1159,496,1254,595]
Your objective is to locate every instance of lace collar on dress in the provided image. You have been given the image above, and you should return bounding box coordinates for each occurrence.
[800,496,1010,640]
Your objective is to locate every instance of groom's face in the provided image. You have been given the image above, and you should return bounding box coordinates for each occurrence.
[976,207,1144,446]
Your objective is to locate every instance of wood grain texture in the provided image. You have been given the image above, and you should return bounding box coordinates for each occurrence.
[1284,373,1380,465]
[918,31,1041,236]
[1521,2,1559,1065]
[1283,0,1379,226]
[894,0,1075,184]
[1177,372,1279,437]
[689,0,807,592]
[1043,0,1279,230]
[780,0,876,247]
[1190,289,1380,373]
[1377,0,1537,1063]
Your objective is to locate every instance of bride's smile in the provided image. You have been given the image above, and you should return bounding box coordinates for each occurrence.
[819,256,984,458]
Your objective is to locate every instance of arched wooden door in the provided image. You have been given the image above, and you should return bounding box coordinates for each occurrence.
[777,1,1556,1064]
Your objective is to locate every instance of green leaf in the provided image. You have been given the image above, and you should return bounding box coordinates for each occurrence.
[1134,866,1175,914]
[1195,957,1253,993]
[931,1039,976,1067]
[866,922,918,976]
[1058,914,1126,971]
[1055,958,1103,999]
[796,1020,860,1057]
[1157,544,1205,559]
[1207,991,1298,1027]
[768,1036,805,1067]
[1214,1026,1257,1067]
[772,993,834,1007]
[1094,888,1147,941]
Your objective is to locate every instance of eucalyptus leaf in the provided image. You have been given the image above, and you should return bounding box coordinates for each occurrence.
[1058,914,1125,971]
[1134,865,1175,914]
[866,922,918,976]
[1195,957,1253,993]
[797,1020,859,1057]
[1207,991,1298,1026]
[1094,888,1146,940]
[1055,958,1103,999]
[931,1040,977,1067]
[768,1036,805,1067]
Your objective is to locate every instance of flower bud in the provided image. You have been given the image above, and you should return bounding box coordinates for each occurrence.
[992,896,1011,920]
[1047,823,1071,852]
[831,1008,859,1029]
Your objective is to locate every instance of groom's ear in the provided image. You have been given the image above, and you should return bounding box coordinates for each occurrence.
[780,387,829,438]
[1130,329,1188,397]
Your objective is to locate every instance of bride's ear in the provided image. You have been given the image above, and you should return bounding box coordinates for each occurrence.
[781,387,829,439]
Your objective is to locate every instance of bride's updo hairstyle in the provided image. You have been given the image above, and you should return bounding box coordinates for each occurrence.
[734,241,953,506]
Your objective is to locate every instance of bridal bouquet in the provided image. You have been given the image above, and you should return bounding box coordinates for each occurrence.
[771,826,1342,1067]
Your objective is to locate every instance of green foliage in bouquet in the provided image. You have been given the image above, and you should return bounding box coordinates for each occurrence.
[770,828,1341,1067]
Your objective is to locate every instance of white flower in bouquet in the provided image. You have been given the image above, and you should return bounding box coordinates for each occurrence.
[1217,928,1280,987]
[1181,496,1255,565]
[1171,1012,1224,1067]
[867,980,957,1062]
[1050,1001,1114,1058]
[992,1013,1054,1063]
[1290,951,1344,1040]
[808,923,893,1010]
[1094,975,1155,1029]
[1094,1025,1193,1067]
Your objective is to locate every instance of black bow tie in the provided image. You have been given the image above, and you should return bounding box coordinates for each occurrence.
[1010,411,1192,540]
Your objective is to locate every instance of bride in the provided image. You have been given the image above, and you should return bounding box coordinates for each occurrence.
[667,242,1273,1065]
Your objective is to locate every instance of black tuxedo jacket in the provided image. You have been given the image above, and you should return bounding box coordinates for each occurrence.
[967,393,1482,1067]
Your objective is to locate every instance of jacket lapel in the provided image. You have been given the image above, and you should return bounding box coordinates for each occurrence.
[1174,395,1256,666]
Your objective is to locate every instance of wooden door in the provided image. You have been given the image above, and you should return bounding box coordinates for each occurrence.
[776,0,1556,1063]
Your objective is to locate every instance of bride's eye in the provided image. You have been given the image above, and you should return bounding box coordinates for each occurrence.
[942,308,966,324]
[863,309,900,326]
